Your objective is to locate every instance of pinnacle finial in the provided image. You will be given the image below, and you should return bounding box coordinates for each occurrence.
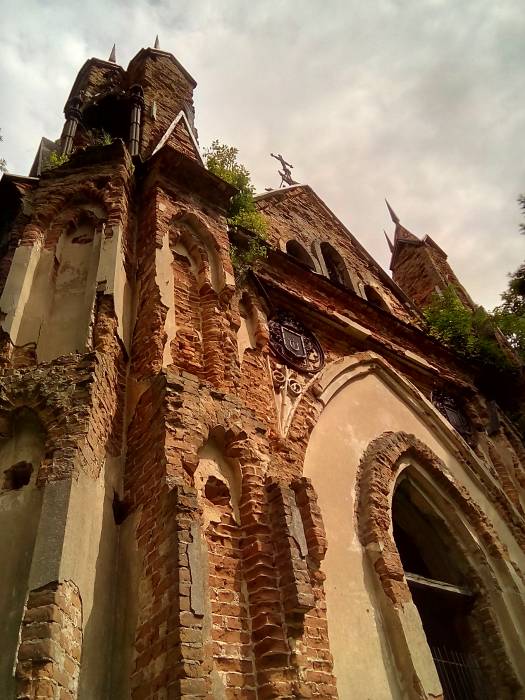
[385,198,400,224]
[384,230,394,254]
[154,35,160,49]
[109,44,116,63]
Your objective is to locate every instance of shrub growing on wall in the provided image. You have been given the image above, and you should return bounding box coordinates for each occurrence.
[204,140,267,279]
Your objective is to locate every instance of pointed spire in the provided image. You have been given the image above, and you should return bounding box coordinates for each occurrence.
[154,35,160,49]
[108,44,116,63]
[385,198,400,224]
[384,230,394,254]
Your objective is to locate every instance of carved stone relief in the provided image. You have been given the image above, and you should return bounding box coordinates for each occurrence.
[270,360,310,436]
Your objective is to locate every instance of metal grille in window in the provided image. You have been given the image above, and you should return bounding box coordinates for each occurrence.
[431,391,471,439]
[431,647,491,700]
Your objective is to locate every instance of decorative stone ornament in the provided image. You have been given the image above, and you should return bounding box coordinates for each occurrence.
[268,311,324,373]
[270,361,309,436]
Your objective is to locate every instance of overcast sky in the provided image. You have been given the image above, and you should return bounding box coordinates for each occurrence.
[1,0,524,308]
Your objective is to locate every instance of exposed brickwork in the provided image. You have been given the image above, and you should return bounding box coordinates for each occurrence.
[204,483,257,698]
[391,233,475,311]
[16,581,82,700]
[256,186,416,323]
[266,481,315,617]
[126,48,197,159]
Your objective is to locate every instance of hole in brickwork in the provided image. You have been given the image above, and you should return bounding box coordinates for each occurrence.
[204,475,230,506]
[2,461,33,490]
[112,492,130,524]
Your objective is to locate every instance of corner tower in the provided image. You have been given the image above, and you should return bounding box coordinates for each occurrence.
[30,41,200,176]
[386,200,476,311]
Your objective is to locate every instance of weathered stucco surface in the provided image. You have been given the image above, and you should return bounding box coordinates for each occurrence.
[304,369,525,699]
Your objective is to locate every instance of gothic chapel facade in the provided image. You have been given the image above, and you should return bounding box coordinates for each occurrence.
[1,42,525,700]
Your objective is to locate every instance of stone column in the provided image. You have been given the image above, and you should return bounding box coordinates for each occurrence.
[60,97,82,157]
[128,85,144,157]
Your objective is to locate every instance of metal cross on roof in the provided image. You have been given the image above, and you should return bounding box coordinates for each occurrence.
[270,152,299,188]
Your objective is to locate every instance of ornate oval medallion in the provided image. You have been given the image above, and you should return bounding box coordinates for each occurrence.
[268,311,324,373]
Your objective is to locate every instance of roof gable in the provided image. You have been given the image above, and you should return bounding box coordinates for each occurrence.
[151,110,203,164]
[255,185,420,321]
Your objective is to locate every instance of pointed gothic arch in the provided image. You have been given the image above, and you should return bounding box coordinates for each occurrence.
[166,214,227,382]
[15,202,106,362]
[363,283,390,311]
[300,352,525,697]
[171,209,226,294]
[355,431,525,699]
[285,239,320,272]
[319,241,355,290]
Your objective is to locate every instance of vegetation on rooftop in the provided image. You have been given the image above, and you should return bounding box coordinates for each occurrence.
[46,151,70,169]
[204,140,267,280]
[44,130,114,171]
[423,196,525,434]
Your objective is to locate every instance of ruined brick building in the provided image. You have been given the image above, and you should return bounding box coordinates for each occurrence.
[1,41,525,700]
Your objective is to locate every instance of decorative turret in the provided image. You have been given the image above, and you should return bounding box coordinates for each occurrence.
[29,42,199,175]
[386,200,476,311]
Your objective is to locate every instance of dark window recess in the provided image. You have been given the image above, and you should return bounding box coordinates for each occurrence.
[81,94,131,144]
[431,391,472,439]
[431,646,491,700]
[285,240,316,271]
[3,461,33,490]
[364,284,389,311]
[320,242,350,288]
[393,481,493,699]
[204,475,230,506]
[112,492,130,524]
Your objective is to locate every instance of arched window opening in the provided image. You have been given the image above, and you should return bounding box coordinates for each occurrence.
[393,479,491,699]
[320,242,351,288]
[286,240,316,271]
[36,210,102,362]
[363,284,389,311]
[431,390,472,440]
[81,94,130,145]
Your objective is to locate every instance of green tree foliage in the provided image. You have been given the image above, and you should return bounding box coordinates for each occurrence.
[489,196,525,359]
[493,264,525,359]
[204,140,267,235]
[423,286,514,370]
[0,129,7,173]
[204,140,267,279]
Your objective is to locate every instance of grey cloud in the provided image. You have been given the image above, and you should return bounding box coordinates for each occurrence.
[1,0,523,308]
